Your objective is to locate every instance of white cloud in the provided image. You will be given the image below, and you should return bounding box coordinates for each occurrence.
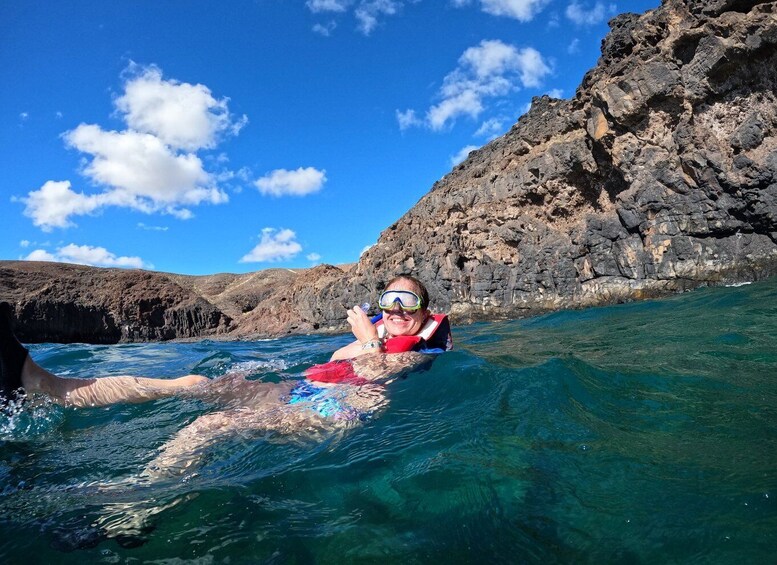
[240,228,303,263]
[116,64,247,151]
[24,243,151,269]
[307,252,322,262]
[255,167,326,197]
[312,21,338,36]
[307,0,350,12]
[567,38,580,54]
[137,222,169,231]
[19,112,29,121]
[355,0,401,34]
[453,0,550,21]
[428,91,484,130]
[451,145,480,166]
[480,0,550,21]
[20,240,30,248]
[475,118,505,139]
[65,125,224,205]
[547,88,564,98]
[307,0,406,35]
[20,64,240,231]
[21,180,103,231]
[396,108,421,131]
[565,1,615,26]
[411,40,550,131]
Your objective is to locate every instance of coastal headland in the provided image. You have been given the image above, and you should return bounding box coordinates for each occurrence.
[3,0,777,343]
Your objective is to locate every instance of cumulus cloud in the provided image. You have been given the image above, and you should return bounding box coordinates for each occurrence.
[306,252,322,262]
[65,125,224,206]
[21,180,103,231]
[428,91,484,131]
[401,40,551,131]
[116,64,247,151]
[240,228,303,263]
[24,243,151,269]
[451,145,480,166]
[565,1,615,26]
[20,64,242,231]
[453,0,550,21]
[254,167,327,197]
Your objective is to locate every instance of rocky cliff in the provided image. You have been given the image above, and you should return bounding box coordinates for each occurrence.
[3,0,776,342]
[345,0,777,321]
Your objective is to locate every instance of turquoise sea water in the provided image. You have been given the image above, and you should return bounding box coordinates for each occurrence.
[1,279,776,563]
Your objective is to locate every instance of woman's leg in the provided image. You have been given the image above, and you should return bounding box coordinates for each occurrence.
[21,356,208,408]
[142,409,246,478]
[142,381,322,478]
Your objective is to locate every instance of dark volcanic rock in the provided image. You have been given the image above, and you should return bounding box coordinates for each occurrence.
[2,0,777,341]
[0,262,232,343]
[338,0,777,322]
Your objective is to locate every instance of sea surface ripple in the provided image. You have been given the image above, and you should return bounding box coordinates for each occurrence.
[1,279,776,563]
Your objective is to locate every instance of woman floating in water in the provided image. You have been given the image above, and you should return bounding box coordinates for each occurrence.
[0,274,452,475]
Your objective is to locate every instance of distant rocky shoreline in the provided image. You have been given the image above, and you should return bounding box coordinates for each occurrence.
[3,0,777,344]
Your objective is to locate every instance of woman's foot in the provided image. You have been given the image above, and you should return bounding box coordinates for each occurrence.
[0,302,28,405]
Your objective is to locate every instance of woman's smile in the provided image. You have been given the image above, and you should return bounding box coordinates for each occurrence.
[383,308,425,336]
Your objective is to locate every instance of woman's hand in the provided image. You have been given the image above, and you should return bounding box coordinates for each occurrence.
[346,305,380,344]
[329,306,381,361]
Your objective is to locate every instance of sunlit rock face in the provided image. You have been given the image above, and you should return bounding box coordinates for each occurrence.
[343,0,777,322]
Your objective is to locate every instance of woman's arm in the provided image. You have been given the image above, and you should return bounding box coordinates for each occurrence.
[330,306,382,361]
[330,340,364,361]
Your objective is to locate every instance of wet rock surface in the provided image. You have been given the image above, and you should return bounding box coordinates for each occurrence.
[2,0,776,342]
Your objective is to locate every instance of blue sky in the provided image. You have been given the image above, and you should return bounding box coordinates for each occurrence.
[2,0,659,275]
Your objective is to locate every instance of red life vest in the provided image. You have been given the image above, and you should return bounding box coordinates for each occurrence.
[304,313,452,384]
[375,313,452,353]
[303,359,367,385]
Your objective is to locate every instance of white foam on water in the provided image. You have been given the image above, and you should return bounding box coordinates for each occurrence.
[229,359,288,373]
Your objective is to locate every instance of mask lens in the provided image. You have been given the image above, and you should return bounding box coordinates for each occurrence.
[379,290,422,311]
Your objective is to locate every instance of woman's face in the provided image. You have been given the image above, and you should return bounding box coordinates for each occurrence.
[381,278,428,337]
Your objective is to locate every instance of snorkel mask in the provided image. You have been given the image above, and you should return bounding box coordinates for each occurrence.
[378,290,424,312]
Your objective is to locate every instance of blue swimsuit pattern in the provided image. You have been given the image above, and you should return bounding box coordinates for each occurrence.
[287,381,361,421]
